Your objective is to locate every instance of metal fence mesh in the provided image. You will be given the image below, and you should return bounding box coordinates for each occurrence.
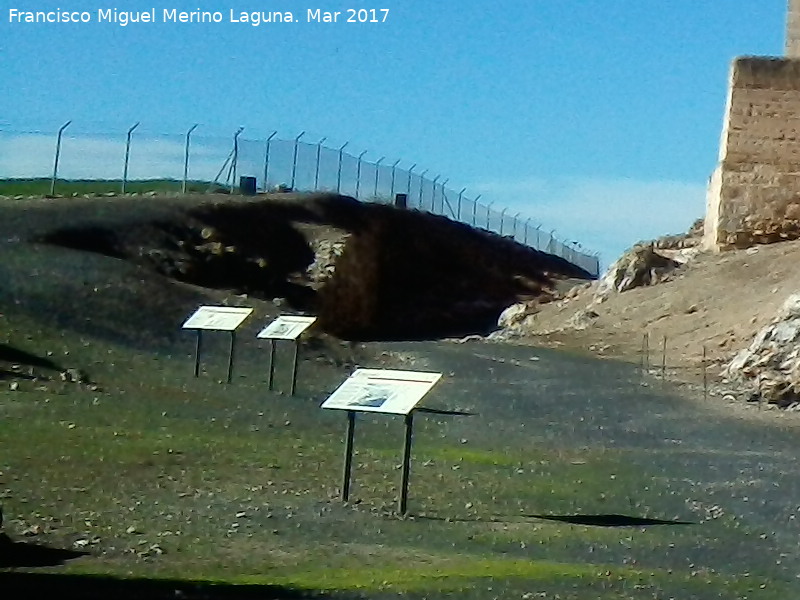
[0,126,601,276]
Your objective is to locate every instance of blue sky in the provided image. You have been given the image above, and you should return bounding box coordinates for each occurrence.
[0,1,789,264]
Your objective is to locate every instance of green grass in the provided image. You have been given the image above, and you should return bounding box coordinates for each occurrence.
[0,195,795,598]
[0,177,218,197]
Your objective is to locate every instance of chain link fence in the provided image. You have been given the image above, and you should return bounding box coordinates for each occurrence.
[0,124,601,276]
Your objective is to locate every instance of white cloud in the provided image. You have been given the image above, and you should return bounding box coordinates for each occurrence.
[469,176,707,266]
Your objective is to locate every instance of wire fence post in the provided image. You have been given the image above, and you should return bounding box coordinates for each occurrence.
[499,208,508,236]
[431,175,440,211]
[355,150,368,198]
[122,121,140,195]
[263,131,277,192]
[314,136,326,190]
[290,131,305,191]
[374,156,385,198]
[702,345,707,401]
[406,163,416,204]
[390,159,401,197]
[182,123,199,194]
[336,141,349,193]
[440,178,449,215]
[417,168,427,207]
[230,127,244,193]
[50,120,72,196]
[457,188,466,221]
[472,194,481,226]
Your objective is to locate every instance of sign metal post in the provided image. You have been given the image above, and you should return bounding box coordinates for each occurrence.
[342,410,356,502]
[321,369,443,515]
[257,315,317,395]
[399,412,414,515]
[182,306,253,382]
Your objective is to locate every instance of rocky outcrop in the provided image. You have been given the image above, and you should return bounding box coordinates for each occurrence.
[495,300,541,336]
[595,244,680,297]
[725,294,800,407]
[304,235,349,289]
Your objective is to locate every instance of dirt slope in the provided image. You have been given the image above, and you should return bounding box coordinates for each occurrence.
[518,238,800,380]
[28,192,593,341]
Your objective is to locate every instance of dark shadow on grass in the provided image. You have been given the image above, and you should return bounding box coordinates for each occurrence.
[524,514,695,527]
[411,513,695,527]
[0,534,88,567]
[0,344,60,371]
[0,572,342,600]
[415,407,477,417]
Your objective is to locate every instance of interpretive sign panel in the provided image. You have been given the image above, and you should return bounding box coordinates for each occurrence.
[182,306,253,331]
[321,369,442,415]
[257,315,317,340]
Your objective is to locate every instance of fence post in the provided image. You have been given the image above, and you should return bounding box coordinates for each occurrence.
[336,141,349,193]
[512,212,521,240]
[472,194,481,226]
[230,127,244,193]
[122,121,140,195]
[431,175,440,211]
[290,131,305,191]
[499,208,508,236]
[182,123,199,194]
[406,163,416,204]
[355,150,368,198]
[417,168,427,207]
[263,131,277,192]
[457,188,466,221]
[440,178,449,215]
[390,159,401,197]
[314,136,327,189]
[374,156,385,198]
[50,120,72,196]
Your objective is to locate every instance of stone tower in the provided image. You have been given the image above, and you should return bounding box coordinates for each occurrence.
[788,0,800,56]
[702,1,800,251]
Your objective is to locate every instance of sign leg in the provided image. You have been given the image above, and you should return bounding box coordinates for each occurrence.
[194,330,202,377]
[290,339,300,396]
[227,331,236,384]
[399,412,415,515]
[268,340,276,390]
[342,411,356,502]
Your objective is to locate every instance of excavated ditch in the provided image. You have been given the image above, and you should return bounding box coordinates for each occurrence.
[39,193,593,340]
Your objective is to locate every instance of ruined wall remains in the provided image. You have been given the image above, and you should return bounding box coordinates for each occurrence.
[704,57,800,250]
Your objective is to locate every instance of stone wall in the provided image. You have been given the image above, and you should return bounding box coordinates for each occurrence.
[704,57,800,250]
[788,0,800,57]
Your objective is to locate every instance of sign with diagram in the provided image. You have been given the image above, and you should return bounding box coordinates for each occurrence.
[182,306,253,331]
[257,315,317,340]
[321,369,442,415]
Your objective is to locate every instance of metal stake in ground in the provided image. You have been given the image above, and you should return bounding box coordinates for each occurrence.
[341,411,356,502]
[399,412,415,515]
[702,345,708,401]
